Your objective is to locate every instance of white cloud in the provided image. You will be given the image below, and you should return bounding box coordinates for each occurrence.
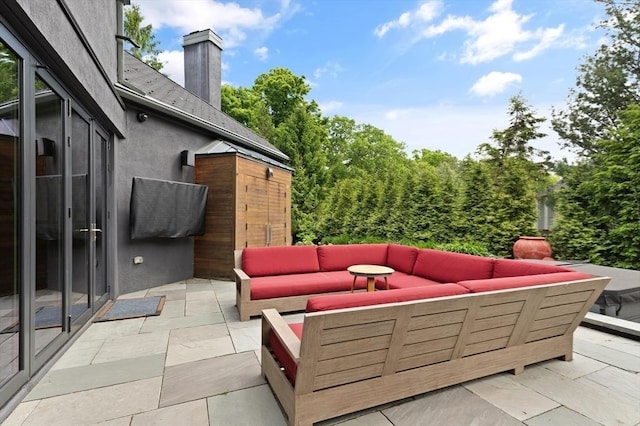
[389,0,567,64]
[156,49,227,87]
[374,0,442,38]
[313,61,344,79]
[157,50,184,85]
[469,72,522,97]
[513,25,564,61]
[135,0,298,48]
[318,100,344,114]
[254,46,269,61]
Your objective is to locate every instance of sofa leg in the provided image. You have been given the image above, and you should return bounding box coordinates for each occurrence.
[561,352,573,362]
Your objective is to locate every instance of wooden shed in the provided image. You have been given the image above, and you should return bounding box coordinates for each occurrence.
[194,141,292,279]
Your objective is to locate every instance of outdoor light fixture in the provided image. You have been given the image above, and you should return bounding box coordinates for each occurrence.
[266,167,274,179]
[136,112,148,122]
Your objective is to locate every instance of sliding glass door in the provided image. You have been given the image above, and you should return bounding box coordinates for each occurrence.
[0,29,111,405]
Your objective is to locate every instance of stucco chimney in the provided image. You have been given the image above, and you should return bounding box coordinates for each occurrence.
[183,29,223,109]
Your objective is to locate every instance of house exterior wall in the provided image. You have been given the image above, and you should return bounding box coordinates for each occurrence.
[11,0,125,135]
[116,107,213,294]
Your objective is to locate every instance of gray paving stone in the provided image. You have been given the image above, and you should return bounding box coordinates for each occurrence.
[140,311,224,333]
[165,324,235,366]
[159,299,186,318]
[464,373,559,420]
[229,325,262,353]
[160,351,265,407]
[320,411,394,426]
[524,406,601,426]
[579,365,640,403]
[382,386,523,426]
[574,337,640,372]
[539,352,607,380]
[20,377,162,425]
[207,384,286,426]
[25,354,165,401]
[77,317,145,342]
[131,399,209,425]
[92,329,169,364]
[513,365,640,425]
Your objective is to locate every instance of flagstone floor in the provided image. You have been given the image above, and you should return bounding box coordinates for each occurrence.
[2,279,639,425]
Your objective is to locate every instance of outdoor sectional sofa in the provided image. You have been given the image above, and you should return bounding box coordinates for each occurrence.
[233,243,598,321]
[261,273,609,425]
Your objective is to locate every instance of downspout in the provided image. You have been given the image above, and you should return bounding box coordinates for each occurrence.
[116,0,130,83]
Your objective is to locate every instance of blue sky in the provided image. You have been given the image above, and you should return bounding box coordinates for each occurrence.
[133,0,606,161]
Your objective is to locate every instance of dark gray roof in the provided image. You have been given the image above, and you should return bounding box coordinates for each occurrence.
[119,52,288,162]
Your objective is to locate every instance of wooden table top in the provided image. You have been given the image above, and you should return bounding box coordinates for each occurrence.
[347,264,394,277]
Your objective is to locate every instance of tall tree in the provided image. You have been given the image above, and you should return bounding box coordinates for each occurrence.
[551,105,640,268]
[552,0,639,156]
[253,68,311,127]
[124,4,164,71]
[479,93,550,168]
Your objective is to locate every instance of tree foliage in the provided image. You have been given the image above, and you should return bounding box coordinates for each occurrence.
[550,105,640,268]
[221,66,550,255]
[549,0,640,269]
[552,0,639,156]
[124,4,164,71]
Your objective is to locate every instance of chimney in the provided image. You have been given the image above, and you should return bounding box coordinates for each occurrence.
[183,29,223,109]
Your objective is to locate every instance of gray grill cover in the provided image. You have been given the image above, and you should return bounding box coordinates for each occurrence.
[130,177,207,240]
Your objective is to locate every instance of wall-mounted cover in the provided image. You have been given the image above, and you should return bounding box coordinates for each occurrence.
[130,177,208,240]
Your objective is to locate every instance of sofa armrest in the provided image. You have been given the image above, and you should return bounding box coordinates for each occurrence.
[234,267,250,282]
[234,268,252,321]
[262,308,301,360]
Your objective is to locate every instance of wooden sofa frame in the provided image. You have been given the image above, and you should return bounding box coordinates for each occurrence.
[234,249,356,321]
[261,276,609,426]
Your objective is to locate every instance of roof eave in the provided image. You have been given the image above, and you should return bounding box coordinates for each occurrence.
[115,82,290,162]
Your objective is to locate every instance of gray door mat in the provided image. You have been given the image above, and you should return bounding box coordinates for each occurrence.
[94,295,165,322]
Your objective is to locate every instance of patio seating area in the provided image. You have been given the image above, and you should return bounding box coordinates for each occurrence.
[2,278,639,425]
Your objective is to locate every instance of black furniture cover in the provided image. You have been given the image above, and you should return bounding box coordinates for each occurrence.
[130,177,208,240]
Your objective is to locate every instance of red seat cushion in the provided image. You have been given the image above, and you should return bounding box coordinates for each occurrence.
[317,244,388,271]
[377,271,443,289]
[250,271,355,299]
[305,284,470,312]
[242,246,319,277]
[458,272,594,292]
[386,244,419,274]
[412,249,495,283]
[268,322,303,384]
[492,259,572,278]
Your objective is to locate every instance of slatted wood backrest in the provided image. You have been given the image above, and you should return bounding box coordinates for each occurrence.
[296,277,608,393]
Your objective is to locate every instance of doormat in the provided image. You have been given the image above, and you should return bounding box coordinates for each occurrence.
[1,304,89,333]
[94,296,165,322]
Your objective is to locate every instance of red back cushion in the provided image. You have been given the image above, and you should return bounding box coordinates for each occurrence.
[458,272,594,292]
[492,259,572,278]
[412,249,495,283]
[268,322,303,384]
[317,244,388,271]
[386,244,419,274]
[305,284,470,312]
[242,246,319,277]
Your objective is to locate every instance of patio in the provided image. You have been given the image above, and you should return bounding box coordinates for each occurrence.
[2,278,639,426]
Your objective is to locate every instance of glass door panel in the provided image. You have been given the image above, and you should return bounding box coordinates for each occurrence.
[33,75,64,354]
[70,110,91,325]
[0,41,20,386]
[93,131,107,303]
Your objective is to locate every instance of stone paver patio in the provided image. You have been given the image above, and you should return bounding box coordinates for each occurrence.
[2,279,639,425]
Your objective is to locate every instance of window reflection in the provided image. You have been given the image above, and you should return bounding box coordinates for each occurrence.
[34,75,64,353]
[0,41,20,386]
